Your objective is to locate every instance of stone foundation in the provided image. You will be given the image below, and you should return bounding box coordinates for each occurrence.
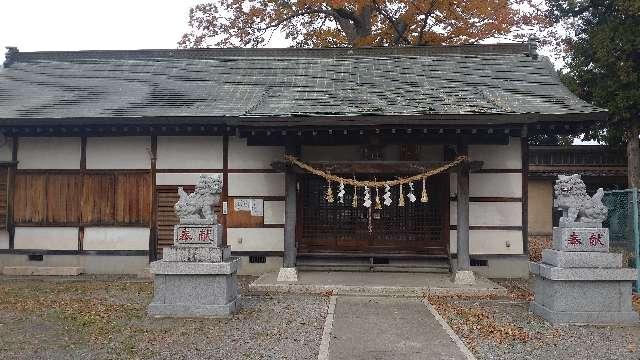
[530,227,638,325]
[148,258,240,317]
[148,223,239,318]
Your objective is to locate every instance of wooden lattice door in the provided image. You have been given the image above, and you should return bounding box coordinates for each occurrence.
[298,174,449,256]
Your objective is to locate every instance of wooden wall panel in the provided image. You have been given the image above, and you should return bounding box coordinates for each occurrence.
[156,186,184,257]
[115,174,151,225]
[227,197,263,228]
[14,174,46,224]
[14,171,150,226]
[0,168,8,230]
[46,175,81,224]
[81,175,115,225]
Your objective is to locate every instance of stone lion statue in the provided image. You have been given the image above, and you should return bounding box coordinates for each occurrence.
[553,174,608,227]
[174,174,222,224]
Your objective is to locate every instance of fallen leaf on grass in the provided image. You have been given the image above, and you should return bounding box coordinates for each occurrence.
[427,295,530,345]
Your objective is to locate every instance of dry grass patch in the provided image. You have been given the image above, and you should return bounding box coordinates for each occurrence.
[427,294,530,350]
[0,280,152,353]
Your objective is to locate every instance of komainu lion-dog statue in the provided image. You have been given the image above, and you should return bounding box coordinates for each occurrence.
[553,174,608,227]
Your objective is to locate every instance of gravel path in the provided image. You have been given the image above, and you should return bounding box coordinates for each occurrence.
[0,276,328,360]
[432,279,640,360]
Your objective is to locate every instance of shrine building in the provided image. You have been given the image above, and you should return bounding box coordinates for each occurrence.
[0,43,606,278]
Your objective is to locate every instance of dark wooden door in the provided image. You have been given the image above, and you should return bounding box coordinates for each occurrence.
[298,174,449,256]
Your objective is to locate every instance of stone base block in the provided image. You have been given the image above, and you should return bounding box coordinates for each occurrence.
[542,249,622,268]
[150,258,240,275]
[277,267,298,282]
[174,224,222,247]
[530,270,638,325]
[530,301,639,325]
[552,227,609,252]
[3,266,83,276]
[530,262,636,281]
[162,246,230,262]
[148,271,239,318]
[148,299,238,317]
[453,270,475,285]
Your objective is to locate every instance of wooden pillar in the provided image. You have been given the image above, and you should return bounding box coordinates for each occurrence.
[521,126,529,256]
[7,136,17,250]
[456,141,471,272]
[283,141,299,269]
[149,136,158,261]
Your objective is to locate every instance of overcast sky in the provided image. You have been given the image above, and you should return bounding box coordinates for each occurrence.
[0,1,207,52]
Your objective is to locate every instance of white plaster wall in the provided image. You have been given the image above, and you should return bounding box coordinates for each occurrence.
[0,230,8,249]
[227,228,284,251]
[237,256,282,275]
[18,137,81,169]
[157,136,223,169]
[301,145,361,161]
[228,173,285,196]
[228,137,284,169]
[264,201,285,224]
[450,173,522,198]
[14,227,79,250]
[86,137,150,169]
[156,173,222,186]
[450,230,523,255]
[469,138,522,170]
[83,227,150,250]
[450,202,522,226]
[0,137,13,161]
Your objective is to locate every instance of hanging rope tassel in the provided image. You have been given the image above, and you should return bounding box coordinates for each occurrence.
[375,186,382,209]
[325,180,334,203]
[421,177,429,203]
[398,184,405,207]
[352,185,358,208]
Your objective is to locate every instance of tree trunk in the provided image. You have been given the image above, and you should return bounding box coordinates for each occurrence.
[627,123,640,189]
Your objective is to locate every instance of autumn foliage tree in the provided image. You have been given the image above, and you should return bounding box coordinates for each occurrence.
[179,0,547,48]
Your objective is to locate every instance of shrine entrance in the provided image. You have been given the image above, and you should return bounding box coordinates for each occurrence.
[297,174,449,256]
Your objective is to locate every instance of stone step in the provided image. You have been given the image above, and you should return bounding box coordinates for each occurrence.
[2,266,83,276]
[297,256,451,273]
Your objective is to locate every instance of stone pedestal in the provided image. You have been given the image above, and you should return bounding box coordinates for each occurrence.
[148,223,239,317]
[277,267,298,282]
[530,226,638,325]
[453,270,475,285]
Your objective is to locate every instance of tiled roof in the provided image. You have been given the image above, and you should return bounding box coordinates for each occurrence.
[0,44,606,125]
[529,145,626,178]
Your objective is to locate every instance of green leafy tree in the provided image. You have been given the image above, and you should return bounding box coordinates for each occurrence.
[547,0,640,186]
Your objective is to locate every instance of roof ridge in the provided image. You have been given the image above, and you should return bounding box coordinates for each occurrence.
[8,43,530,63]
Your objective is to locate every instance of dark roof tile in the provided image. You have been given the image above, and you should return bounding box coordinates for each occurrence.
[0,45,606,123]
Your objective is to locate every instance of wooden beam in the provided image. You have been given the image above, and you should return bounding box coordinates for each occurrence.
[78,136,87,252]
[521,127,529,256]
[283,141,300,268]
[7,136,17,250]
[456,140,471,271]
[222,134,229,247]
[149,135,158,261]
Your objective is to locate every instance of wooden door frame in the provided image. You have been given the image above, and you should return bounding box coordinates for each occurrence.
[295,173,450,256]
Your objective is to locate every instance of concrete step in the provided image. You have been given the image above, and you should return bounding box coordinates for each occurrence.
[2,266,84,276]
[297,256,451,273]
